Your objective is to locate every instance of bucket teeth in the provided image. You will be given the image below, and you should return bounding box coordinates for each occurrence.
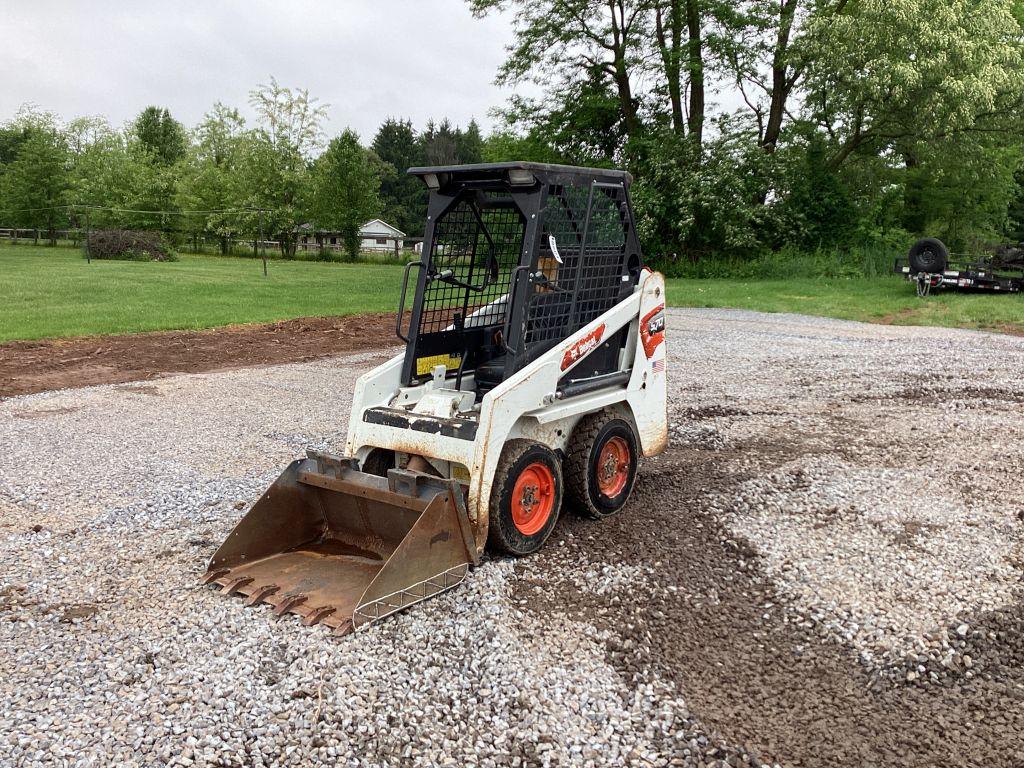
[201,568,230,586]
[220,576,254,596]
[273,594,308,617]
[303,606,337,627]
[333,619,354,637]
[245,585,280,607]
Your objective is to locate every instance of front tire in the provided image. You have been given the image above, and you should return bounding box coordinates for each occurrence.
[487,440,563,556]
[565,412,639,519]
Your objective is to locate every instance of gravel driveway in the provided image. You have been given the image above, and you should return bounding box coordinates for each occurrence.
[2,309,1023,767]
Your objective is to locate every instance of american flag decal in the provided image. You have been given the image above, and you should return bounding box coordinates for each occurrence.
[652,359,665,374]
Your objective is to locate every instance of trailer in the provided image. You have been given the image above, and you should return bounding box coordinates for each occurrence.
[895,237,1024,297]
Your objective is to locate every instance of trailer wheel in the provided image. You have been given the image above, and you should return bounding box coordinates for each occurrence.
[487,440,562,556]
[564,412,639,519]
[908,238,949,274]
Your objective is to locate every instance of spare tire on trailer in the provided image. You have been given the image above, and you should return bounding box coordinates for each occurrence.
[908,238,949,274]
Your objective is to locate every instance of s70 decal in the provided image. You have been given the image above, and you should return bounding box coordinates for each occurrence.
[640,304,665,358]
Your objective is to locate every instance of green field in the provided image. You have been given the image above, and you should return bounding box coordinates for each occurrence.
[0,245,402,342]
[668,277,1024,334]
[3,244,1024,342]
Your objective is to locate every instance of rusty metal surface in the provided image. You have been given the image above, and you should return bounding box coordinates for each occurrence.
[203,451,477,635]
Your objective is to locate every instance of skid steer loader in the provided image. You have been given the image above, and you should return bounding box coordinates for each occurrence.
[203,163,668,635]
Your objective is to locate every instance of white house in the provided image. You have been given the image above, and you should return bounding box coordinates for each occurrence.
[296,219,407,253]
[359,219,406,252]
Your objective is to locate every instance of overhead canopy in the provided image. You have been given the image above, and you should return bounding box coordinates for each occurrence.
[407,162,632,191]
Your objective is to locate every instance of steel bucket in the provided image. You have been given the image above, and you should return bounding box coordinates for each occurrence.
[202,451,478,635]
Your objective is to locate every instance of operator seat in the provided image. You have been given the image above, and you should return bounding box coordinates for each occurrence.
[473,291,567,395]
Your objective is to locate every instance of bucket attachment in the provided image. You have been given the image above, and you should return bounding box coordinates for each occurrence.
[203,451,479,635]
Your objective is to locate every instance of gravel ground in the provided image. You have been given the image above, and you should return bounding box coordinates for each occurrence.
[2,309,1024,766]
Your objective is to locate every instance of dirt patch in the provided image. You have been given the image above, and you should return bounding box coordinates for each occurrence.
[676,405,781,421]
[58,604,99,623]
[521,442,1024,767]
[850,385,1024,406]
[873,306,920,326]
[989,323,1024,338]
[890,519,946,551]
[0,313,400,399]
[12,406,82,419]
[114,384,163,396]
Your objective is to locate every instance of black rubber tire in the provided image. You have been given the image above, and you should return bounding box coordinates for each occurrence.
[908,238,949,274]
[564,411,639,519]
[361,448,395,477]
[487,439,563,556]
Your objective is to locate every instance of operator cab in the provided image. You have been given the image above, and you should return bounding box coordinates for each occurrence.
[398,162,644,400]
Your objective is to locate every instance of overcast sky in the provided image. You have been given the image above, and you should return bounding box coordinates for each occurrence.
[2,0,519,140]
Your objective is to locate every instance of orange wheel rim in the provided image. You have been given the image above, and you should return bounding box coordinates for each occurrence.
[596,436,630,497]
[511,462,555,535]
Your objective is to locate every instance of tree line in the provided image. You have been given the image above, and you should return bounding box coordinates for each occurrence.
[0,79,484,260]
[471,0,1024,268]
[4,0,1024,271]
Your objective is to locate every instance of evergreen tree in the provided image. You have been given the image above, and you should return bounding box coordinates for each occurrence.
[372,117,427,235]
[132,106,187,165]
[456,119,484,164]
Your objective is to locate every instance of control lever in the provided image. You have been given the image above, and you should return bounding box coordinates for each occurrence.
[533,271,571,293]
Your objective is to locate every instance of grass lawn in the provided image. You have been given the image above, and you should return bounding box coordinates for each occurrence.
[4,244,1024,342]
[0,245,404,342]
[665,277,1024,335]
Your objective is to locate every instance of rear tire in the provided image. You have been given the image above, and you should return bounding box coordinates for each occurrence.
[565,412,639,519]
[908,238,949,274]
[487,440,562,556]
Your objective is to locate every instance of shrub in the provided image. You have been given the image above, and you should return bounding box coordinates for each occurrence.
[85,230,176,262]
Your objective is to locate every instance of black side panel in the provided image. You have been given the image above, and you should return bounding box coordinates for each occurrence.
[363,407,478,441]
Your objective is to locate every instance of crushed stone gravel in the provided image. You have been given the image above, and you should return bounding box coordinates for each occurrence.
[2,309,1023,767]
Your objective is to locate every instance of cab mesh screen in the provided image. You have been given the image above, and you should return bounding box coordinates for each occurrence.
[417,196,525,336]
[525,182,628,347]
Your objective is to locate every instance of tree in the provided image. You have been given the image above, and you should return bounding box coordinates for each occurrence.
[652,0,707,143]
[64,112,182,233]
[909,135,1022,249]
[776,137,858,249]
[456,119,485,163]
[482,129,563,165]
[802,0,1024,172]
[422,119,459,165]
[237,79,328,257]
[69,125,131,225]
[248,77,327,159]
[798,0,1024,244]
[468,0,649,144]
[0,123,32,165]
[176,104,247,253]
[0,108,70,243]
[631,123,775,263]
[307,130,382,261]
[132,106,187,165]
[494,72,626,166]
[230,129,307,258]
[372,117,427,235]
[1007,167,1024,243]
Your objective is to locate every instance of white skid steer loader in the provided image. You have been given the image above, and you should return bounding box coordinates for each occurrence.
[203,163,668,635]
